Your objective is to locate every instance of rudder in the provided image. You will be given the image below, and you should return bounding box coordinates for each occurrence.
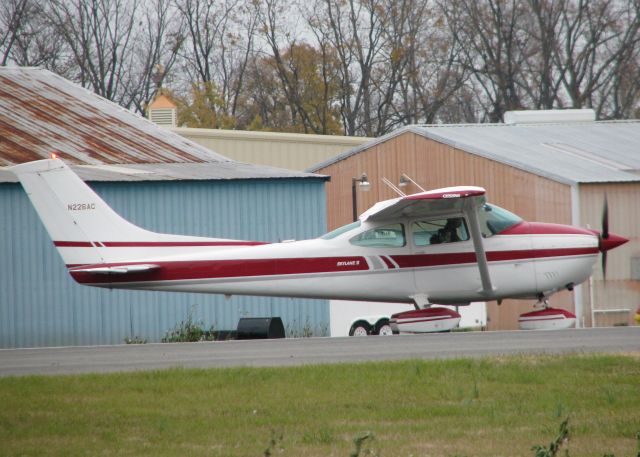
[10,159,243,267]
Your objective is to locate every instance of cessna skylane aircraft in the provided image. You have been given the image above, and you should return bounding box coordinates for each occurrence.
[11,158,627,333]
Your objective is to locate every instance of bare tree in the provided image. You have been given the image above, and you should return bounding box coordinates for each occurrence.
[130,0,185,115]
[445,0,534,122]
[47,0,140,107]
[605,2,640,119]
[257,0,339,133]
[554,0,640,115]
[176,0,258,126]
[0,0,30,65]
[397,0,471,125]
[524,0,566,109]
[0,0,69,71]
[4,0,640,129]
[306,0,389,136]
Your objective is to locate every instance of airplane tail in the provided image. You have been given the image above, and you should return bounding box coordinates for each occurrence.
[10,159,257,267]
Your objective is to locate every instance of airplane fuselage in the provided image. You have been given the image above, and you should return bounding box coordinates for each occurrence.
[68,220,600,304]
[11,159,626,309]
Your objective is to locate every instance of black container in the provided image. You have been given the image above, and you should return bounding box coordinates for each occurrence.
[236,317,285,340]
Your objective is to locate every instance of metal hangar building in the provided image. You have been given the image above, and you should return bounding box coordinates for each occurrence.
[310,111,640,331]
[0,67,329,348]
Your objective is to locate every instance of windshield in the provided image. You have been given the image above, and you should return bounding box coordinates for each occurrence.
[478,204,522,237]
[321,221,362,240]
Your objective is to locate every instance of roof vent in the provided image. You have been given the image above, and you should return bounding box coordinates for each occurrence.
[504,109,596,125]
[148,92,177,128]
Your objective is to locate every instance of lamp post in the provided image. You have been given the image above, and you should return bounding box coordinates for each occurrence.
[351,173,371,222]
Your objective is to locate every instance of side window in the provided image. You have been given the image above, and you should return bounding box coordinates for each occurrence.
[413,217,469,246]
[350,223,405,247]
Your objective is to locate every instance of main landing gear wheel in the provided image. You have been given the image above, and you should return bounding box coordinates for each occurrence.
[349,321,372,336]
[518,297,576,330]
[375,319,393,336]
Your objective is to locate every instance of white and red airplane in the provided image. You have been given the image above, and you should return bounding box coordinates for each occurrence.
[10,158,627,332]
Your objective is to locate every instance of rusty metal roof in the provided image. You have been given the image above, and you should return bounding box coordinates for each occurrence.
[0,67,232,165]
[0,67,327,182]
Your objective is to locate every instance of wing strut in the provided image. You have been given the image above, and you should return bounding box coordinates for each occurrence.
[464,204,494,297]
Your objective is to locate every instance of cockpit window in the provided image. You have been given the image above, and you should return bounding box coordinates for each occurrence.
[413,217,469,246]
[349,223,405,247]
[478,203,522,237]
[321,221,362,240]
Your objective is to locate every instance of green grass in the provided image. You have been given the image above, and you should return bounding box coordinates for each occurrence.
[0,354,639,456]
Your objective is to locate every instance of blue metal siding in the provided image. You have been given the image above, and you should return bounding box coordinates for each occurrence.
[0,179,328,348]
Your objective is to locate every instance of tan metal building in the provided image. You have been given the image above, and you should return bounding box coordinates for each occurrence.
[145,91,371,172]
[309,114,640,330]
[173,127,371,171]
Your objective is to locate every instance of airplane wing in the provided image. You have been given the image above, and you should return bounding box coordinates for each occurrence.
[69,264,160,275]
[361,186,494,298]
[360,186,486,222]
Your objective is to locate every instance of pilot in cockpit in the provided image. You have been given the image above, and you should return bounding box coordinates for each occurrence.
[441,218,461,242]
[430,218,462,244]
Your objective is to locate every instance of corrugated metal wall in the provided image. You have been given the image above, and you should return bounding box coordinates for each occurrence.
[579,182,640,327]
[315,132,574,231]
[0,178,328,348]
[174,128,371,171]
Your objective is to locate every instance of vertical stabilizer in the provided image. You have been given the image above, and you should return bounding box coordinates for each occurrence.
[10,159,250,266]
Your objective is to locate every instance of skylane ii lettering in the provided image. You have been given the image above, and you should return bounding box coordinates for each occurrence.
[337,260,360,267]
[67,203,96,211]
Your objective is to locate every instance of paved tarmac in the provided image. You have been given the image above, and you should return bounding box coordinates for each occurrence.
[1,326,638,377]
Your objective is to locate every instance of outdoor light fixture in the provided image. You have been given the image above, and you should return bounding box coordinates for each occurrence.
[358,173,371,191]
[351,173,371,222]
[398,173,426,192]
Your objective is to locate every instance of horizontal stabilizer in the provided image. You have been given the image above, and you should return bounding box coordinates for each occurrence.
[70,264,160,275]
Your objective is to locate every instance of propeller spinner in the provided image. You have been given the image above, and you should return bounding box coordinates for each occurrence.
[598,195,628,279]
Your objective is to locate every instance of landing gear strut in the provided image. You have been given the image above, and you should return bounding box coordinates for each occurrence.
[410,293,431,310]
[533,295,551,309]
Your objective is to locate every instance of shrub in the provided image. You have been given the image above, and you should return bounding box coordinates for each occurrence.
[161,305,215,343]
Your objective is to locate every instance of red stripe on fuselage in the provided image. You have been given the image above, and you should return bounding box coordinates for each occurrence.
[68,246,598,285]
[70,256,369,284]
[499,221,596,237]
[380,256,396,269]
[54,241,94,247]
[54,240,268,247]
[390,247,597,268]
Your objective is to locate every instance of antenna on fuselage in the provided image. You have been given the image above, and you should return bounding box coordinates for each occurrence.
[382,177,406,197]
[399,173,426,192]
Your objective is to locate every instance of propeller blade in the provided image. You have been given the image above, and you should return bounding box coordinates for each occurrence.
[600,194,609,280]
[602,195,609,240]
[597,194,629,280]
